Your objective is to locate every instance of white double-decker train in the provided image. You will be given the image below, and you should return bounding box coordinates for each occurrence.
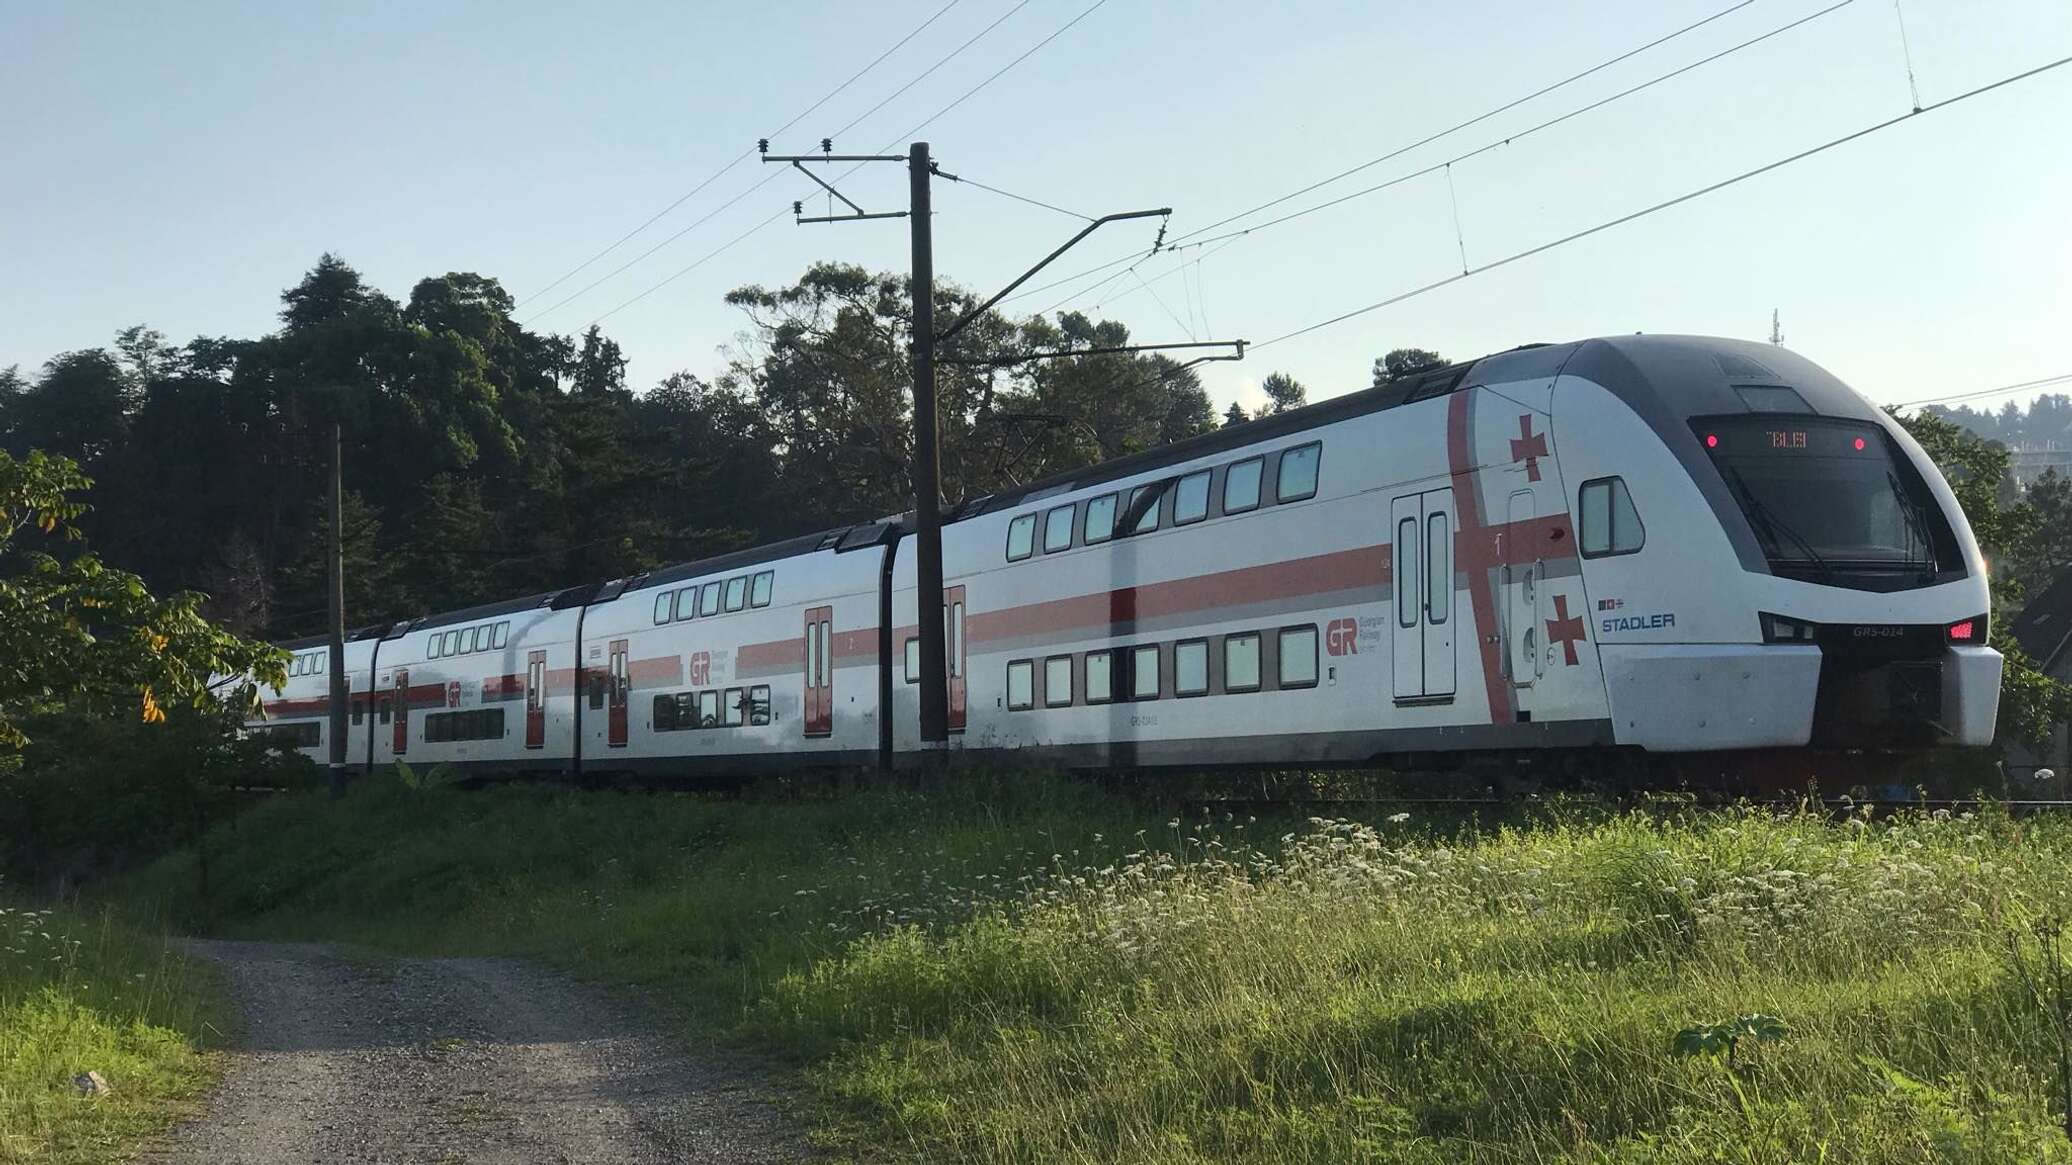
[255,334,2000,787]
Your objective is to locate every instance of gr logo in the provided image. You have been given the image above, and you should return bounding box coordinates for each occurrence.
[1326,617,1360,656]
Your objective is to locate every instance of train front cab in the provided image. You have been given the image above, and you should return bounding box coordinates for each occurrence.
[1553,336,2001,761]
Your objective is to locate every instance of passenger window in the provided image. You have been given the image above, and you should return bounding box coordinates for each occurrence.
[1131,645,1161,699]
[748,685,772,725]
[1277,442,1321,502]
[1280,626,1320,688]
[904,637,920,684]
[427,639,440,660]
[445,631,462,657]
[1044,656,1073,707]
[1579,477,1645,557]
[654,593,673,625]
[1174,470,1210,525]
[750,571,774,608]
[1083,493,1117,544]
[1175,640,1209,696]
[724,576,747,611]
[1129,484,1161,535]
[1426,513,1450,624]
[1007,660,1035,710]
[653,694,677,731]
[378,695,392,724]
[724,687,745,727]
[493,622,508,649]
[676,586,697,620]
[699,690,721,728]
[699,582,721,617]
[1044,504,1075,553]
[1224,458,1263,513]
[1006,514,1036,561]
[1086,651,1113,703]
[351,699,363,726]
[1225,633,1261,692]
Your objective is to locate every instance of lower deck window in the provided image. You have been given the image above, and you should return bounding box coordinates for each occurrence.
[1131,645,1161,700]
[1007,660,1034,710]
[1044,656,1073,707]
[424,708,504,743]
[1279,626,1320,688]
[267,721,322,748]
[1225,633,1261,692]
[1175,640,1209,696]
[1086,651,1114,703]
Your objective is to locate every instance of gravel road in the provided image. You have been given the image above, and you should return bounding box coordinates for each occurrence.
[145,940,806,1164]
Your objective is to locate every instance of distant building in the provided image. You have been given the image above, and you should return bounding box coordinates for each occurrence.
[2006,567,2072,783]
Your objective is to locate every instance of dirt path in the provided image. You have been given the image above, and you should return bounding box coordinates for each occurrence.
[145,940,805,1164]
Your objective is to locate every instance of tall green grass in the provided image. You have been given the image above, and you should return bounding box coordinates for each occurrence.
[123,777,2072,1162]
[0,899,223,1164]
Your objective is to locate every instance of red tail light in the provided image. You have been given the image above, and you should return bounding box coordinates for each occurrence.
[1947,618,1978,643]
[1704,434,1719,449]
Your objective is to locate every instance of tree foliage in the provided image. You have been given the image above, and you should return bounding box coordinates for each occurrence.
[0,450,285,763]
[1371,347,1447,387]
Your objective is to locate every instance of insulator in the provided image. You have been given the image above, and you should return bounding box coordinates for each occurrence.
[757,138,769,154]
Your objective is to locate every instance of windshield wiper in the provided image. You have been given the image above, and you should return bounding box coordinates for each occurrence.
[1724,466,1836,581]
[1885,470,1938,579]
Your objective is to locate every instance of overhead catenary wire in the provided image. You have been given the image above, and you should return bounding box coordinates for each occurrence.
[937,170,1092,220]
[1023,0,1850,316]
[592,0,1115,328]
[531,0,1051,326]
[1252,51,2072,352]
[1163,0,1758,248]
[1889,371,2072,410]
[519,0,967,308]
[585,208,792,327]
[1160,0,1855,257]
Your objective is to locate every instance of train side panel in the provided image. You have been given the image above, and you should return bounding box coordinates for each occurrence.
[369,605,580,774]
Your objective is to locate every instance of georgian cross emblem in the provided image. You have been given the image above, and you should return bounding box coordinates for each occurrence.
[1510,414,1548,482]
[1545,594,1587,666]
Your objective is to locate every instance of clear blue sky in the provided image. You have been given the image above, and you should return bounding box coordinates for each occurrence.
[4,0,2068,416]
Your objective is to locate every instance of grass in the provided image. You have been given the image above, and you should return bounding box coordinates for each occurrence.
[117,773,2072,1162]
[0,898,226,1164]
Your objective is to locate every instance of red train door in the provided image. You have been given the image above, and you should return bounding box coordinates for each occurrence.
[803,605,832,737]
[393,668,409,755]
[525,650,546,749]
[944,585,967,732]
[607,639,629,748]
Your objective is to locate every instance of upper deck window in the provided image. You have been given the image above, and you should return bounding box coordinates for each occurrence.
[1277,442,1321,502]
[1083,493,1117,544]
[1174,470,1210,525]
[1044,504,1075,553]
[1224,457,1263,514]
[1006,514,1036,561]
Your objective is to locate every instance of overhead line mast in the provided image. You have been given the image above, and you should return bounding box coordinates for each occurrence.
[760,139,1243,761]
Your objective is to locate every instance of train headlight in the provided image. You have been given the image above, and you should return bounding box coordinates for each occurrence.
[1946,615,1986,644]
[1760,612,1819,643]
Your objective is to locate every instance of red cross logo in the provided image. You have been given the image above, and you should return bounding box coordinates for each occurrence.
[1510,414,1548,482]
[1545,594,1587,666]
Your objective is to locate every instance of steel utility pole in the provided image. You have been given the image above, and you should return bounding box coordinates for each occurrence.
[326,421,348,798]
[763,139,1245,754]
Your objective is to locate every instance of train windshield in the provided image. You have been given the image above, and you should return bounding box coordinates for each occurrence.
[1696,417,1952,584]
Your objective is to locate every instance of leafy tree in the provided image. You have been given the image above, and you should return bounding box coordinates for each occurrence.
[1259,372,1308,415]
[1222,401,1249,428]
[1372,347,1447,388]
[0,449,285,763]
[2010,469,2072,599]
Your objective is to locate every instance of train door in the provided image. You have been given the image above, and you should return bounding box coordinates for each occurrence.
[803,605,833,737]
[525,650,546,749]
[607,639,629,748]
[393,668,409,755]
[1505,490,1542,687]
[945,585,967,732]
[1391,490,1456,701]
